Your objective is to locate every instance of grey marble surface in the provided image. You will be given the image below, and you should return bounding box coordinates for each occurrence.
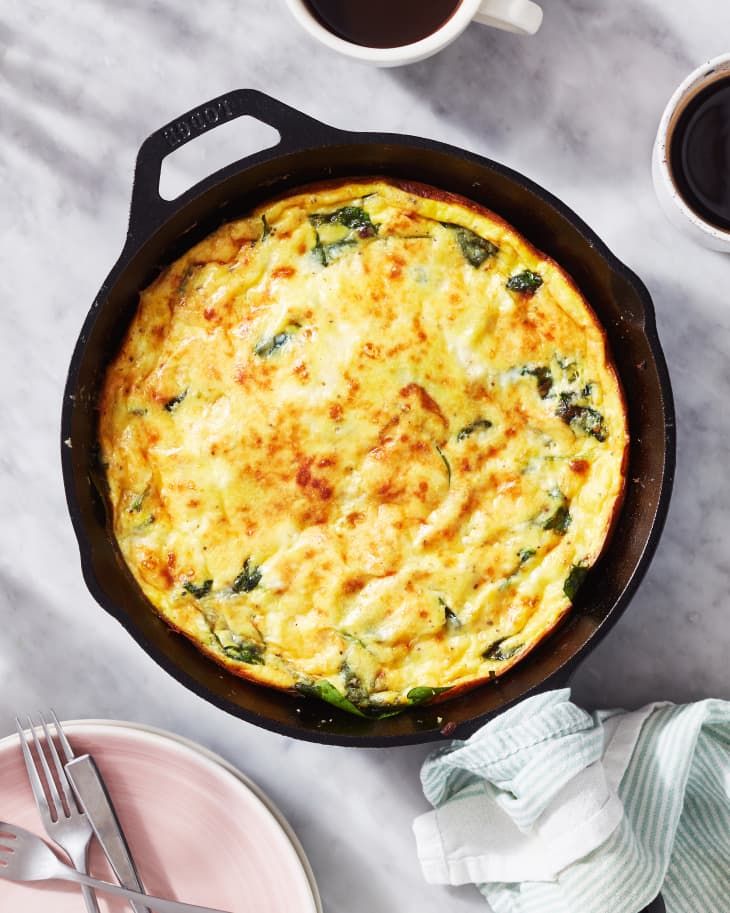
[1,2,729,911]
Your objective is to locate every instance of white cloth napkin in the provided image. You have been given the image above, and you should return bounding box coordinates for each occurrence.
[413,689,730,913]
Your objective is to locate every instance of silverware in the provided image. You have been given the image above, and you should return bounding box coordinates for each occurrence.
[0,821,232,913]
[15,713,100,913]
[66,752,152,913]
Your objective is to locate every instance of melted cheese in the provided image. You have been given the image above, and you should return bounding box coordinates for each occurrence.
[99,179,627,713]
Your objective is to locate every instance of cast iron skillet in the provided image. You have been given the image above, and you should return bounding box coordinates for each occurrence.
[61,89,675,747]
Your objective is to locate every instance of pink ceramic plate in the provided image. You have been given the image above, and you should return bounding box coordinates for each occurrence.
[0,721,320,913]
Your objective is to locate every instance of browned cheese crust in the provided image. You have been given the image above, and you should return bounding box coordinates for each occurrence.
[99,178,628,714]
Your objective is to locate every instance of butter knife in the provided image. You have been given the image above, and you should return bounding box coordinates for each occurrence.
[66,753,152,913]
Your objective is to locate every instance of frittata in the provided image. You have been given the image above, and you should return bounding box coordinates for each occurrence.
[99,179,628,717]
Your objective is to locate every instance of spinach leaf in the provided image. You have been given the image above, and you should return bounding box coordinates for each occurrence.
[339,631,368,650]
[575,407,607,441]
[297,678,415,719]
[183,579,212,599]
[443,223,499,268]
[564,564,588,601]
[439,596,461,630]
[556,393,607,442]
[129,490,146,513]
[260,214,271,241]
[556,392,576,418]
[164,390,188,412]
[298,679,454,717]
[506,270,543,294]
[518,548,536,564]
[312,235,358,267]
[435,445,451,486]
[178,264,199,296]
[557,356,579,383]
[296,681,368,718]
[359,705,408,720]
[406,686,452,705]
[312,237,327,267]
[483,638,523,662]
[133,515,155,532]
[521,365,553,398]
[543,503,571,534]
[308,205,378,265]
[342,663,369,706]
[309,205,378,237]
[254,326,299,357]
[456,418,493,441]
[223,642,264,665]
[232,557,262,593]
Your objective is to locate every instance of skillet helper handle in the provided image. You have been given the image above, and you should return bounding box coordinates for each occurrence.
[473,0,543,34]
[127,89,338,245]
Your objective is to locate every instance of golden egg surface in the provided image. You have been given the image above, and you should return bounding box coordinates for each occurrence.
[99,179,628,715]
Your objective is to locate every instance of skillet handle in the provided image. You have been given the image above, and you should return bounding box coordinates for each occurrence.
[127,89,340,246]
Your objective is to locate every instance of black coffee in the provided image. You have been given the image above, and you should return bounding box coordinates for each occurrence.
[306,0,462,49]
[670,75,730,231]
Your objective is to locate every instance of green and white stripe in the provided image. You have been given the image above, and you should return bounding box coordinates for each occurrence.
[418,691,730,913]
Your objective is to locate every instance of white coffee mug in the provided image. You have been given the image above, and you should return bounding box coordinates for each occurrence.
[284,0,543,67]
[652,54,730,252]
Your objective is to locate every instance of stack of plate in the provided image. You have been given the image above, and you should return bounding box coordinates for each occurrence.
[0,721,321,912]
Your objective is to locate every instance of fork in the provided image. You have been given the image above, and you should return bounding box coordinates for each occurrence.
[0,821,232,913]
[15,712,99,913]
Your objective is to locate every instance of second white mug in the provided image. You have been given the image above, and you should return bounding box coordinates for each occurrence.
[652,54,730,252]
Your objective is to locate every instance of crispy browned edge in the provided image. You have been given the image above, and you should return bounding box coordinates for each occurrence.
[101,176,630,708]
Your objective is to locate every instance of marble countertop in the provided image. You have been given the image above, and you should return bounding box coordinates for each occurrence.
[2,2,729,910]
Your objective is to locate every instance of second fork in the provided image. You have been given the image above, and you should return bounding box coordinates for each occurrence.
[15,712,100,913]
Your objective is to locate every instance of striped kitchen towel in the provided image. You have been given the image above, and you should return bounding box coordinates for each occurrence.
[413,689,730,913]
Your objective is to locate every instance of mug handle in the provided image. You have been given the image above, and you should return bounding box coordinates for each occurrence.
[473,0,543,34]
